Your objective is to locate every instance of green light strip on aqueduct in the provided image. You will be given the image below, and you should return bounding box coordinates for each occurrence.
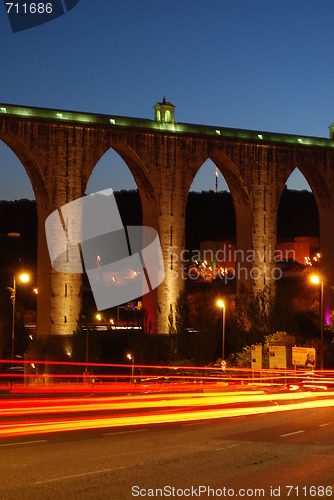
[1,103,333,148]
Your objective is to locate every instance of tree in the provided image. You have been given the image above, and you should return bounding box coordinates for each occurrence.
[233,284,273,347]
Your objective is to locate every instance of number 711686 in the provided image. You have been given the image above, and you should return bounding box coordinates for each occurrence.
[286,485,332,497]
[6,3,53,14]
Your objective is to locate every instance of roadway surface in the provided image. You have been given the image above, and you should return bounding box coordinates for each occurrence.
[0,405,333,499]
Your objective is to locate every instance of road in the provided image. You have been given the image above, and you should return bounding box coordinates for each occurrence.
[0,405,333,499]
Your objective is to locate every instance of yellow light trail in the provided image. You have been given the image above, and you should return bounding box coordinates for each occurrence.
[2,390,334,418]
[1,390,334,439]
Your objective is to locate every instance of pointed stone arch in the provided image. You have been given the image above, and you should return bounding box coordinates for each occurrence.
[0,131,49,206]
[277,167,319,264]
[84,142,160,333]
[185,149,252,291]
[277,158,331,210]
[0,130,52,347]
[276,156,334,324]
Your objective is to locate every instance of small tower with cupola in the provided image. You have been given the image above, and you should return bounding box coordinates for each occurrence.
[329,122,334,140]
[154,97,175,124]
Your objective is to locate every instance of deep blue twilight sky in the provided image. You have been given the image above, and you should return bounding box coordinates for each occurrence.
[1,0,334,199]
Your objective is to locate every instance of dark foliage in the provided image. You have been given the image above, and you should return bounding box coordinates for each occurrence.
[185,191,236,250]
[277,188,319,241]
[0,189,319,266]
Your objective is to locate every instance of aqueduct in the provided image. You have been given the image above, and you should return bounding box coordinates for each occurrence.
[1,100,334,358]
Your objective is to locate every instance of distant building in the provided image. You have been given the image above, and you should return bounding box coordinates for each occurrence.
[193,236,320,281]
[277,236,319,266]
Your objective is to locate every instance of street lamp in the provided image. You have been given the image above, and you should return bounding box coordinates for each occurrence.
[310,274,324,370]
[217,299,226,364]
[96,313,112,324]
[127,353,135,383]
[7,273,30,376]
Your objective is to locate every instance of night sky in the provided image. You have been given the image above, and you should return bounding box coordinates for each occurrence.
[1,0,333,199]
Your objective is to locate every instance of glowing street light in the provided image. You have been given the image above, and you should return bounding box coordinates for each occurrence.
[96,313,111,324]
[127,353,135,383]
[217,299,226,364]
[310,274,324,370]
[310,275,320,285]
[7,273,30,379]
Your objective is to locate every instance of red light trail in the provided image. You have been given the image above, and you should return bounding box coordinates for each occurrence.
[1,389,334,439]
[1,360,334,439]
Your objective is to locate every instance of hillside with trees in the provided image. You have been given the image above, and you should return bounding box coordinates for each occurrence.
[0,189,319,267]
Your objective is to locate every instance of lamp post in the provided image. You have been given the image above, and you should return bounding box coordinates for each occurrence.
[310,275,324,370]
[217,299,226,363]
[127,353,135,383]
[7,273,29,379]
[85,321,89,374]
[117,305,126,325]
[81,316,90,375]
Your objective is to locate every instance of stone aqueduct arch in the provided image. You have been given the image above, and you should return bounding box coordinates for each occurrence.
[1,102,334,358]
